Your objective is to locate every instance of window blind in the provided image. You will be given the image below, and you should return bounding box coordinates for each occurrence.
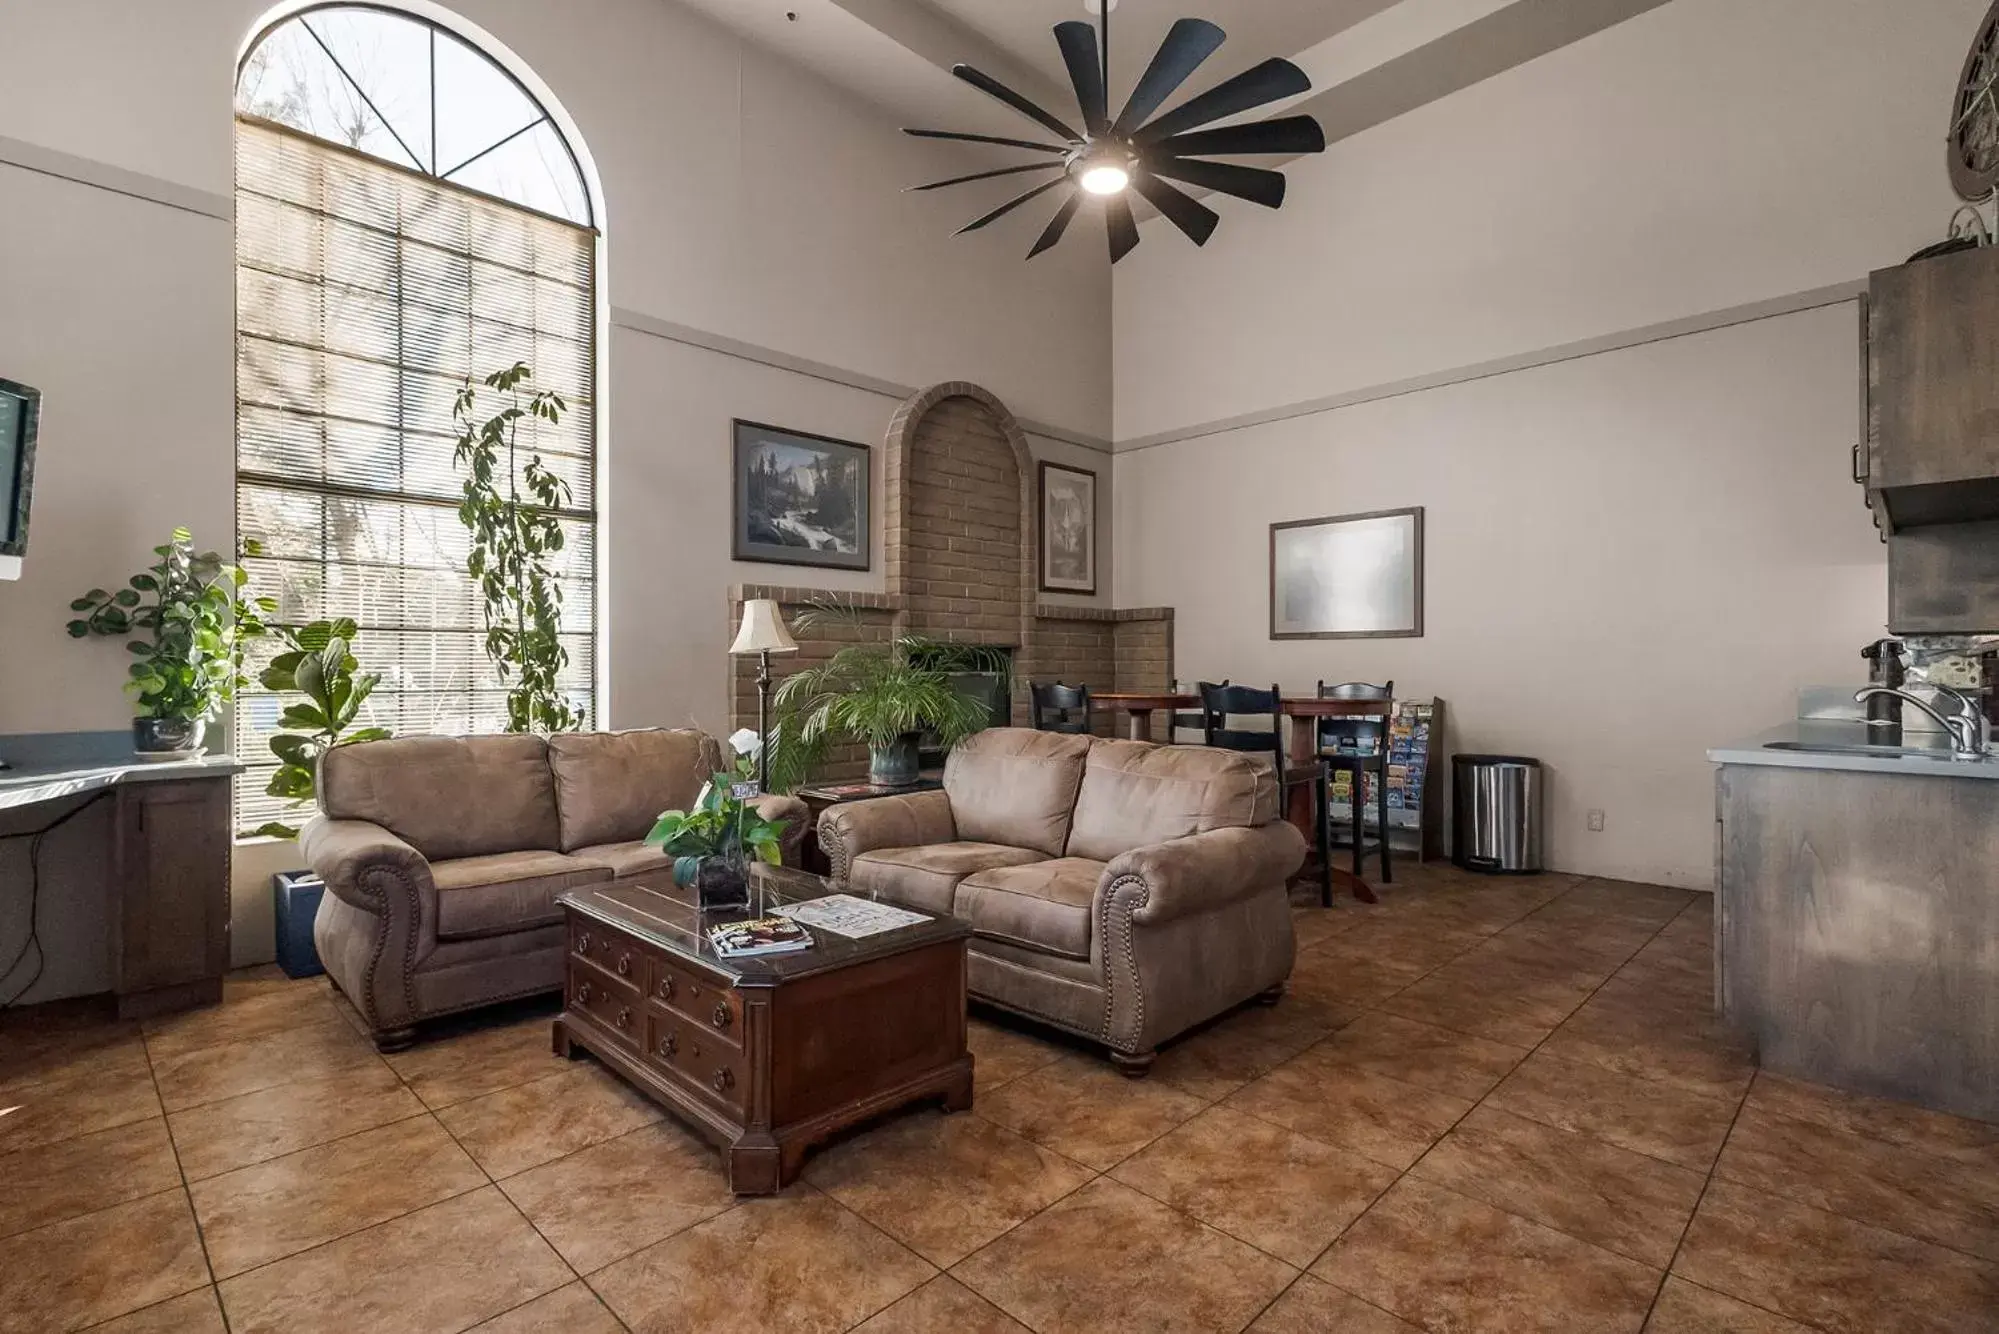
[233,117,598,835]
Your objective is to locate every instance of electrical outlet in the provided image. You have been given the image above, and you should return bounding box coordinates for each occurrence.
[1587,809,1606,832]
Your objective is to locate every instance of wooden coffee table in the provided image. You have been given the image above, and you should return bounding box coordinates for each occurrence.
[553,864,973,1194]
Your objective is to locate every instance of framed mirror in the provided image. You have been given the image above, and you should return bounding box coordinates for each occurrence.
[1269,507,1424,640]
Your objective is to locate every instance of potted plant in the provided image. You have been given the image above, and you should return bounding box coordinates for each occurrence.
[66,528,273,754]
[453,361,586,735]
[643,739,789,909]
[249,618,392,840]
[768,603,1010,789]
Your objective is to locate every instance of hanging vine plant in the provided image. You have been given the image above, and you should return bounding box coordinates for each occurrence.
[453,362,586,734]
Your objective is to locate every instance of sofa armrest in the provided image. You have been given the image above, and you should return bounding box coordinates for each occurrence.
[299,816,439,1033]
[816,789,956,885]
[752,793,811,868]
[1101,821,1306,927]
[1095,821,1305,1056]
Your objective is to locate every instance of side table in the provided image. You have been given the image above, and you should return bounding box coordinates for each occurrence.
[794,776,944,874]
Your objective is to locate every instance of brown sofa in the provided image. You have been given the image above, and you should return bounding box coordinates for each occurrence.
[301,728,808,1051]
[818,728,1306,1074]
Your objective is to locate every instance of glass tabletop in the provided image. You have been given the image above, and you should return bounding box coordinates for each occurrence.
[558,864,968,982]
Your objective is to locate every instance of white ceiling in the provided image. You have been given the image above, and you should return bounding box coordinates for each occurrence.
[920,0,1404,109]
[674,0,1676,156]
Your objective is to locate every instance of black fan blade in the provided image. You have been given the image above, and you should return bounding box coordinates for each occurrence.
[1131,173,1218,246]
[1133,57,1312,143]
[953,64,1081,143]
[1150,157,1287,208]
[1053,22,1108,136]
[958,177,1068,234]
[1106,194,1140,263]
[1152,114,1326,159]
[1112,18,1226,138]
[903,128,1070,155]
[1028,190,1084,258]
[909,161,1063,192]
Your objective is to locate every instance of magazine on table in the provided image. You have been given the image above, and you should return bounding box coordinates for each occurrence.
[773,894,928,939]
[707,916,812,957]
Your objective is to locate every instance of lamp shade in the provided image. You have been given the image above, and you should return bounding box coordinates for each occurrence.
[730,599,798,655]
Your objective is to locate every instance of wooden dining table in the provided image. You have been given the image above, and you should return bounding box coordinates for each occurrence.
[1090,692,1387,904]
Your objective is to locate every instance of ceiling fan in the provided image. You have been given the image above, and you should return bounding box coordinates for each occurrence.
[903,3,1327,262]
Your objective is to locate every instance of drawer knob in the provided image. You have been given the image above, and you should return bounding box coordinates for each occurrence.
[657,976,675,1000]
[710,1002,732,1030]
[711,1066,735,1093]
[616,954,632,977]
[658,1033,678,1058]
[616,1007,632,1031]
[577,933,591,955]
[575,982,592,1005]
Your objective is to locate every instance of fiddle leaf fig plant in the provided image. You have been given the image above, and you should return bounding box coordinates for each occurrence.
[453,361,585,735]
[66,528,273,722]
[250,618,392,840]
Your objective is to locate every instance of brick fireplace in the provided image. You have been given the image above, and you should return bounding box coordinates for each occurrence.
[731,381,1172,778]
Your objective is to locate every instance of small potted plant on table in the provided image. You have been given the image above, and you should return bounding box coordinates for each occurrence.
[66,528,272,755]
[644,738,790,910]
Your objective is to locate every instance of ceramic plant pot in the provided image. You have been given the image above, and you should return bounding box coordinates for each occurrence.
[868,733,922,787]
[134,716,205,754]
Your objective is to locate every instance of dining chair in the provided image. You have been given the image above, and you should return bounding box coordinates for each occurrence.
[1030,681,1093,735]
[1199,682,1286,772]
[1172,680,1227,744]
[1318,680,1395,885]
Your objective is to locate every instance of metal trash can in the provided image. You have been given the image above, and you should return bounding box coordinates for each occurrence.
[1452,754,1543,874]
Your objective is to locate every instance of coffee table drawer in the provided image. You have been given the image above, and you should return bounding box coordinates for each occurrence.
[648,957,744,1048]
[569,967,641,1050]
[570,921,643,986]
[644,1007,747,1112]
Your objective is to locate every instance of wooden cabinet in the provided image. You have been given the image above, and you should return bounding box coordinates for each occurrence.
[1869,245,1999,501]
[110,777,231,1019]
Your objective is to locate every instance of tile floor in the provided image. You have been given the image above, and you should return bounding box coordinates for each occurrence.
[2,863,1996,1332]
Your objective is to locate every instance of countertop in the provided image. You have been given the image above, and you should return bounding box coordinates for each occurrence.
[0,731,242,812]
[1708,720,1999,780]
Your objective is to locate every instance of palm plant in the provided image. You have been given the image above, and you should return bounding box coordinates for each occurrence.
[767,602,1011,790]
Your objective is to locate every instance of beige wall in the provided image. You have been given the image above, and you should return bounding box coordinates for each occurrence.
[1107,0,1977,887]
[1113,0,1978,441]
[0,0,1110,991]
[1115,306,1883,887]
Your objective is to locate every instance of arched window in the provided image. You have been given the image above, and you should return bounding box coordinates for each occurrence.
[233,4,600,834]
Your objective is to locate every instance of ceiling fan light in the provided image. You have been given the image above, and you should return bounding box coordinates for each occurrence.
[1079,162,1131,195]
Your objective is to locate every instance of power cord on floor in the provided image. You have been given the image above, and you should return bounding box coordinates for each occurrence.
[0,793,110,1008]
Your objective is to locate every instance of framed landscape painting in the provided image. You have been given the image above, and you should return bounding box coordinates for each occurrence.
[733,420,870,571]
[1270,507,1424,639]
[1038,461,1097,594]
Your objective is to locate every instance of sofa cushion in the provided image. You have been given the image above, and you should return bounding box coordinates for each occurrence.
[1065,740,1279,863]
[571,840,674,880]
[319,735,560,862]
[943,728,1093,857]
[432,850,613,940]
[548,729,723,852]
[851,842,1046,916]
[955,857,1106,961]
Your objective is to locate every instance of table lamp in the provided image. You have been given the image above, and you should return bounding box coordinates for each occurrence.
[729,598,799,791]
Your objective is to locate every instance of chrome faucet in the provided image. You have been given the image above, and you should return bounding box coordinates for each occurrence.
[1854,685,1989,760]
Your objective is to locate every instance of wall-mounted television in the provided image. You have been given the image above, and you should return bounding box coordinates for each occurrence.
[0,376,40,564]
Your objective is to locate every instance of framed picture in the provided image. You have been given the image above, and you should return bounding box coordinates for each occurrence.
[1038,461,1097,594]
[732,420,871,571]
[1270,507,1424,639]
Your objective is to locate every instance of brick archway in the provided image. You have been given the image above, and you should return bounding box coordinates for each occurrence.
[883,381,1038,660]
